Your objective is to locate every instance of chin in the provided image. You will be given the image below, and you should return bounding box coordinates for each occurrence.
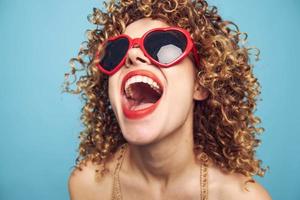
[123,134,159,146]
[120,123,162,146]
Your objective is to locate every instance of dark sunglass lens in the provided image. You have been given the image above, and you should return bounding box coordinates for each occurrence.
[144,30,187,64]
[99,37,129,71]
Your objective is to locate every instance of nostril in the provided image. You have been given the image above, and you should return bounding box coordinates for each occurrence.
[136,57,147,63]
[126,47,149,66]
[128,58,133,65]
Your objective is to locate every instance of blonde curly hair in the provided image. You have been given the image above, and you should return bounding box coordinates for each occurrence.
[63,0,267,178]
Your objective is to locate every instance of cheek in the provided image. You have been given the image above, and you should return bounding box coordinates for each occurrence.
[108,76,119,113]
[164,60,196,117]
[169,73,194,108]
[168,59,196,99]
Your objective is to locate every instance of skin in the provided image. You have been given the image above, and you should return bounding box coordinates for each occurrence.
[68,18,272,200]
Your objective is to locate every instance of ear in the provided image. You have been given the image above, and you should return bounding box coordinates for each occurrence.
[193,81,209,101]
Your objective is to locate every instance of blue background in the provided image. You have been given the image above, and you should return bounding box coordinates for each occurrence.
[0,0,299,199]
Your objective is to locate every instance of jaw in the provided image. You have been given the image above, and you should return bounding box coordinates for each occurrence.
[109,68,194,146]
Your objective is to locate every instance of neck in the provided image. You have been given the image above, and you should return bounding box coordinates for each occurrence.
[125,111,197,186]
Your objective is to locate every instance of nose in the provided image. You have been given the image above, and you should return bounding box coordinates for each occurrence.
[125,45,151,67]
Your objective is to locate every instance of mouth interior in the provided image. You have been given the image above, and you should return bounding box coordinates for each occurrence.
[125,82,163,110]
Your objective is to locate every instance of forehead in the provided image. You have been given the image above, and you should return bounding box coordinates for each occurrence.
[124,18,170,38]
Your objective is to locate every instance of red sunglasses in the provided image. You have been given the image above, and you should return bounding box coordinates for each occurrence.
[95,27,200,75]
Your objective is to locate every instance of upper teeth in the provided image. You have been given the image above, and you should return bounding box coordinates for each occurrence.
[124,75,161,95]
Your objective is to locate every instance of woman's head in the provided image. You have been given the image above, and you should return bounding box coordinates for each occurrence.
[63,0,266,177]
[107,18,207,145]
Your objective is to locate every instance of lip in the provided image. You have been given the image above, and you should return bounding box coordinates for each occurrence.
[120,69,164,119]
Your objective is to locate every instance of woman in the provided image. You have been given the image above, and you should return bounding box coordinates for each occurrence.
[64,0,271,199]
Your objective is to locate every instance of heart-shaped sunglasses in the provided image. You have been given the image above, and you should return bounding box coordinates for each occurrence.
[95,27,200,75]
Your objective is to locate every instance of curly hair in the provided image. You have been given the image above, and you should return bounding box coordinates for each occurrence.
[62,0,267,178]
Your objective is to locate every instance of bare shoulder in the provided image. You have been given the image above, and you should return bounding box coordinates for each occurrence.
[68,152,120,200]
[208,164,272,200]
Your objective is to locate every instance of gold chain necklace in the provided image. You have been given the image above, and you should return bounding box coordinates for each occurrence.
[111,144,208,200]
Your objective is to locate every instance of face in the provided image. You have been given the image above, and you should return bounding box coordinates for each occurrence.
[108,18,205,145]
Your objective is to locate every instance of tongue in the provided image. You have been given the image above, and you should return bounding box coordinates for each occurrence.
[130,102,155,110]
[128,83,161,111]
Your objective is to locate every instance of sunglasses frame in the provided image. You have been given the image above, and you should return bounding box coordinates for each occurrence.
[95,27,200,75]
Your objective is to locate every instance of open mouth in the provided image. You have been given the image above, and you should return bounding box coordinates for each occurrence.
[121,70,164,119]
